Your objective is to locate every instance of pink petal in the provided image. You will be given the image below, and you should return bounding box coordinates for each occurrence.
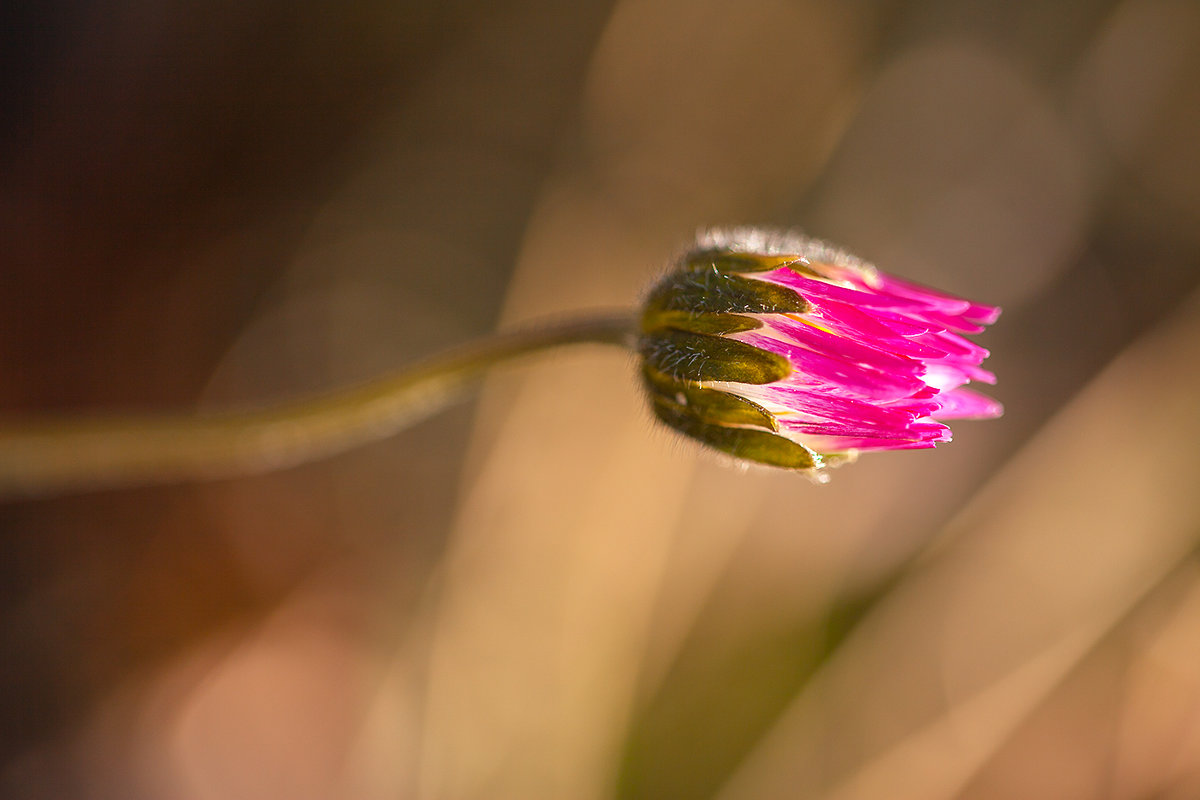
[762,316,921,374]
[753,384,939,429]
[758,268,935,311]
[808,300,953,359]
[738,332,927,400]
[932,388,1004,420]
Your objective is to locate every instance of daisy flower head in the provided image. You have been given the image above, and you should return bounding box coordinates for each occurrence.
[638,228,1002,480]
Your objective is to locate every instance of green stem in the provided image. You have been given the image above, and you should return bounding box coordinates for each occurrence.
[0,310,638,498]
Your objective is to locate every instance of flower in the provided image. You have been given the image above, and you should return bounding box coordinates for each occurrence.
[639,229,1001,478]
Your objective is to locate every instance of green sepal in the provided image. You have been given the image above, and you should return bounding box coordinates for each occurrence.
[641,366,777,431]
[643,270,809,319]
[682,248,825,279]
[681,249,801,274]
[640,309,762,336]
[639,329,791,384]
[651,396,817,470]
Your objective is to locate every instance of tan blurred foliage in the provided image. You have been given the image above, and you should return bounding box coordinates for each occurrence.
[2,1,1200,798]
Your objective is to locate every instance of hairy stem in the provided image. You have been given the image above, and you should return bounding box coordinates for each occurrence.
[0,311,638,498]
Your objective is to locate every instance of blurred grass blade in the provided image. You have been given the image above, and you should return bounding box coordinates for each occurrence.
[615,570,904,800]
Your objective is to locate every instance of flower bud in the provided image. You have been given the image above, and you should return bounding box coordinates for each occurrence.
[639,229,1002,478]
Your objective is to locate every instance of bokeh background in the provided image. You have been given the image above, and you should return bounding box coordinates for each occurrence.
[3,0,1200,797]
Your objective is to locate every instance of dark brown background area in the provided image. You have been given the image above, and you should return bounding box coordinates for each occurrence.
[2,1,1199,798]
[1,1,614,793]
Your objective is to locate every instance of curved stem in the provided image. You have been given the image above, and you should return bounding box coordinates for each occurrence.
[0,310,638,498]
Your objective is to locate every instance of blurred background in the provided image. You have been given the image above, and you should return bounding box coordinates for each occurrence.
[2,0,1200,797]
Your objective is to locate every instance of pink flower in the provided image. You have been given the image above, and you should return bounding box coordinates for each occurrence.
[639,229,1001,476]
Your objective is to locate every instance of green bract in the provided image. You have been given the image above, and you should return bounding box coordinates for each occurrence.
[650,395,818,470]
[638,245,818,467]
[642,269,809,318]
[639,329,790,385]
[641,366,777,431]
